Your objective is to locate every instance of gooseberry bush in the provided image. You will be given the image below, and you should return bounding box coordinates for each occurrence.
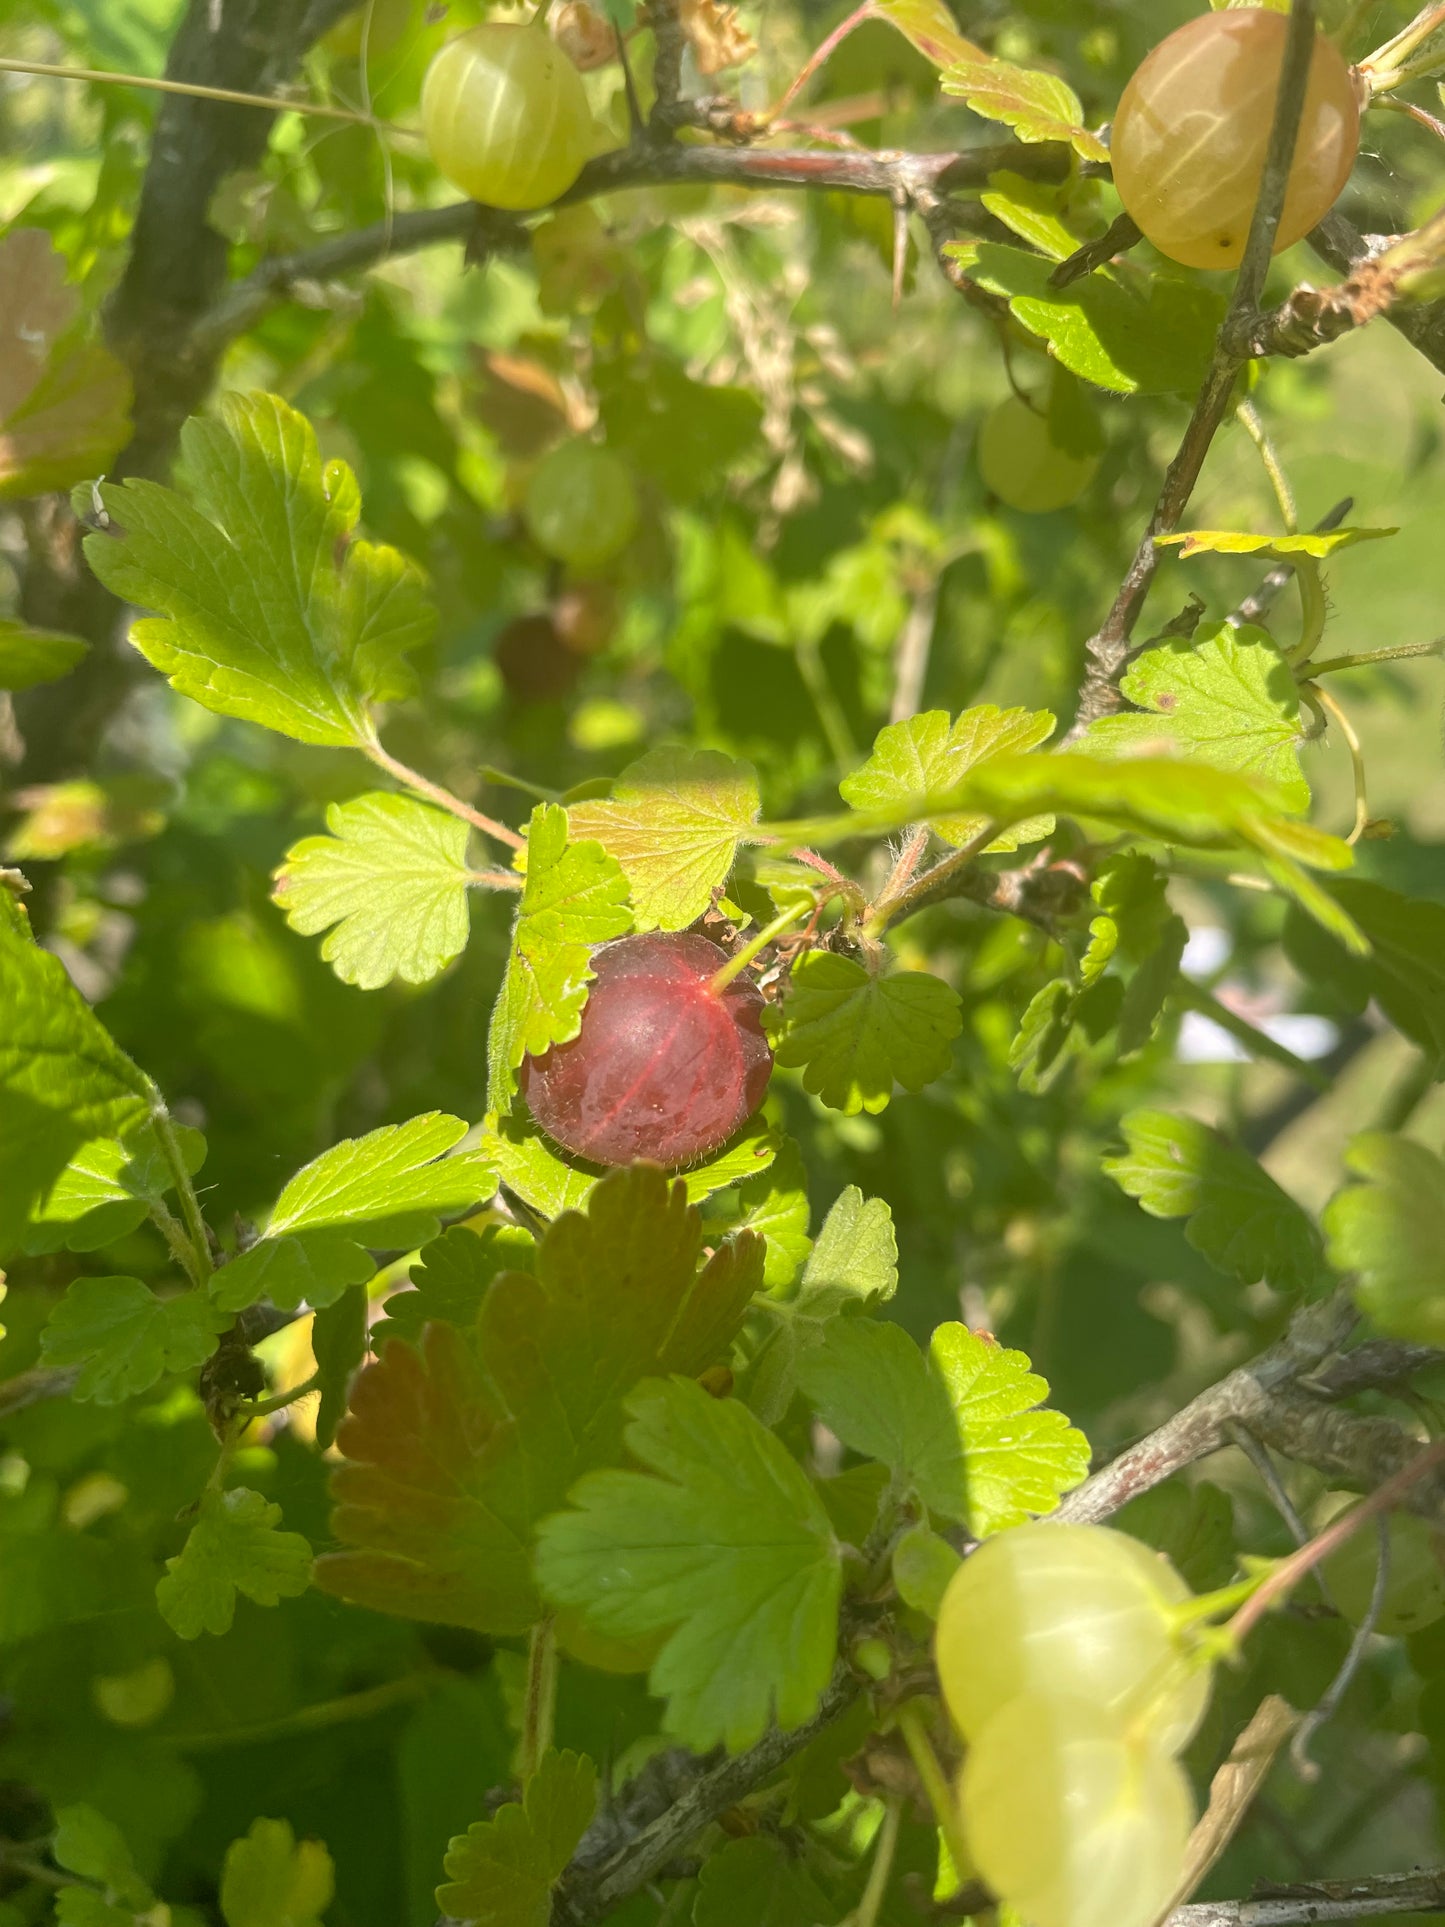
[4,1,1445,1925]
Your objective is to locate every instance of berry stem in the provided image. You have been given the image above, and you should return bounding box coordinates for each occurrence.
[896,1699,971,1891]
[520,1617,559,1783]
[242,1370,323,1420]
[1227,1434,1445,1645]
[848,1797,903,1927]
[707,902,811,994]
[1301,681,1371,841]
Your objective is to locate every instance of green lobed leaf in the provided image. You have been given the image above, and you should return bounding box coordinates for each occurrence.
[968,243,1224,395]
[39,1277,229,1405]
[1091,853,1190,1056]
[796,1318,1089,1536]
[1115,1481,1238,1594]
[1324,1135,1445,1345]
[1103,1110,1325,1293]
[692,1836,834,1927]
[839,704,1056,853]
[705,1135,813,1290]
[156,1487,313,1639]
[567,746,759,931]
[0,618,89,692]
[867,0,984,66]
[1089,624,1309,812]
[1156,527,1397,561]
[891,1522,962,1616]
[797,1185,898,1313]
[51,1805,152,1911]
[82,391,434,746]
[1283,880,1445,1072]
[374,1222,537,1346]
[766,950,962,1115]
[979,174,1084,261]
[482,1107,778,1219]
[272,790,483,990]
[0,909,155,1259]
[311,1285,370,1452]
[220,1816,335,1927]
[436,1750,597,1926]
[485,802,631,1110]
[22,1121,206,1255]
[942,54,1108,160]
[534,1375,843,1752]
[211,1112,496,1312]
[316,1166,764,1633]
[0,229,131,500]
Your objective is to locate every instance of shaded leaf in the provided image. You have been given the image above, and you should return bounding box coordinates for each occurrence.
[156,1487,313,1639]
[1324,1134,1445,1345]
[211,1112,496,1312]
[0,230,130,499]
[567,746,759,931]
[1103,1110,1324,1293]
[83,391,434,746]
[273,790,483,990]
[693,1836,834,1927]
[437,1750,596,1926]
[316,1166,763,1633]
[1284,880,1445,1073]
[969,243,1224,395]
[39,1277,228,1405]
[0,910,153,1258]
[535,1376,842,1752]
[798,1185,898,1313]
[766,951,962,1115]
[221,1816,335,1927]
[311,1286,370,1452]
[374,1223,537,1346]
[0,618,89,692]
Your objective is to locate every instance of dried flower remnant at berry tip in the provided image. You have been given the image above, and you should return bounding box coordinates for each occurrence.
[1110,9,1361,271]
[521,931,773,1168]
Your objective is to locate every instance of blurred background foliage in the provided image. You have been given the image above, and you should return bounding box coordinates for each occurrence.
[2,0,1445,1920]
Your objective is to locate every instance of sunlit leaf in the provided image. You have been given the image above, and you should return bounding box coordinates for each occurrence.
[942,55,1108,160]
[82,391,434,746]
[1325,1134,1445,1344]
[567,746,759,931]
[273,791,485,990]
[766,950,962,1114]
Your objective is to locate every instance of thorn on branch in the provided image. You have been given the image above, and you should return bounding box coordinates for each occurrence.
[1048,210,1143,288]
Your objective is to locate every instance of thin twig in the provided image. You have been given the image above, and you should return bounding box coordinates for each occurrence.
[1168,1869,1445,1927]
[1290,1516,1390,1779]
[1069,0,1320,733]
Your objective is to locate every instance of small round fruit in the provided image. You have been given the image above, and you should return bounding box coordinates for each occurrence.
[960,1694,1195,1927]
[978,395,1099,513]
[934,1522,1210,1752]
[524,441,639,571]
[1111,9,1361,271]
[494,613,581,703]
[421,23,593,212]
[553,580,618,656]
[1316,1493,1445,1637]
[520,932,773,1168]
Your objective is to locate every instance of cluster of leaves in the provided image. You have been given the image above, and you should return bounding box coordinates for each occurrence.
[4,0,1445,1921]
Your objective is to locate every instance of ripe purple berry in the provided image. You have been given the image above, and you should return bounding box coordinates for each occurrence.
[520,932,772,1168]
